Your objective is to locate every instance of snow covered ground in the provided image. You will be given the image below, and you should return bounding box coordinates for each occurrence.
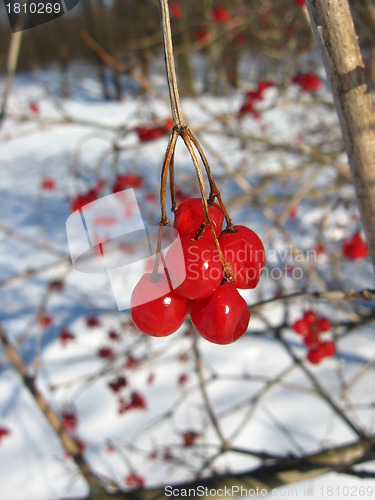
[0,63,375,499]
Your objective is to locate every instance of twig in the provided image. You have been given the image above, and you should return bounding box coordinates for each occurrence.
[0,31,23,128]
[158,0,186,128]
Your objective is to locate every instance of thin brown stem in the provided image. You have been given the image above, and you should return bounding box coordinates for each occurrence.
[159,0,186,128]
[181,130,234,281]
[188,129,234,230]
[169,148,177,212]
[160,129,179,225]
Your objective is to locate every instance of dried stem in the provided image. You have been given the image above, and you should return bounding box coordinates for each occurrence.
[159,0,186,128]
[181,130,234,281]
[0,31,23,128]
[160,129,179,225]
[188,129,234,230]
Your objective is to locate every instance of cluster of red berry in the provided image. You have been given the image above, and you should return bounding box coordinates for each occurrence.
[70,173,144,212]
[135,118,173,143]
[239,80,274,118]
[131,198,265,345]
[292,72,322,92]
[293,311,335,364]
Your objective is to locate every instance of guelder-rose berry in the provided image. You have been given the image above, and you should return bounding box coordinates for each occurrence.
[165,237,223,300]
[131,273,188,336]
[292,72,322,92]
[293,318,310,336]
[173,198,224,240]
[342,232,369,260]
[212,6,230,23]
[190,284,250,345]
[292,310,335,364]
[219,225,265,289]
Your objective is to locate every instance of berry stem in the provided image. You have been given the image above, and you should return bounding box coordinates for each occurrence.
[160,129,179,225]
[169,147,177,213]
[188,130,235,231]
[159,0,187,129]
[181,130,233,281]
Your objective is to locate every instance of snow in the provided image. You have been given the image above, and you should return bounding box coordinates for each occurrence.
[0,61,375,499]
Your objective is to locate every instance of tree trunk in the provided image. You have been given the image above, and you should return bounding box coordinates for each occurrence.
[305,0,375,274]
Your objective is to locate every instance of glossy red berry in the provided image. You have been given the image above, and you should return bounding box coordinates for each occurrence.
[307,347,324,364]
[165,237,223,300]
[293,318,310,335]
[219,225,265,289]
[303,310,318,325]
[190,284,250,344]
[317,317,331,332]
[131,273,188,336]
[321,341,336,357]
[173,198,224,240]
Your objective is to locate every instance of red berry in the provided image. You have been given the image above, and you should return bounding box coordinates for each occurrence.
[190,284,250,344]
[292,72,321,92]
[119,391,147,413]
[169,2,182,19]
[62,410,77,432]
[182,430,201,447]
[303,333,318,349]
[86,316,100,328]
[71,189,97,212]
[29,102,40,115]
[293,319,309,335]
[108,376,127,393]
[213,6,230,23]
[98,347,115,359]
[41,178,55,191]
[307,347,324,364]
[112,173,143,192]
[317,317,331,332]
[125,473,145,488]
[321,341,336,357]
[165,237,223,300]
[108,330,120,341]
[219,225,265,289]
[39,315,53,327]
[194,28,210,43]
[135,126,165,142]
[178,373,189,386]
[294,0,305,6]
[0,427,11,444]
[303,310,317,325]
[173,198,224,240]
[59,330,76,346]
[131,273,188,336]
[342,232,369,260]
